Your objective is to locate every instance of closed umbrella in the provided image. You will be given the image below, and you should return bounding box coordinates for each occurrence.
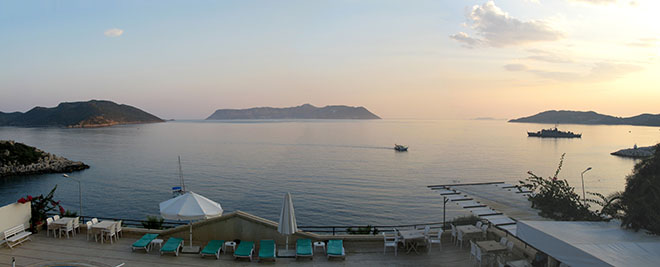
[278,192,298,255]
[159,191,223,252]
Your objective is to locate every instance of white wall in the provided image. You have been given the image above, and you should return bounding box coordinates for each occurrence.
[0,202,31,240]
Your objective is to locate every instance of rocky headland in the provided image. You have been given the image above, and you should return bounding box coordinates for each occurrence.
[0,140,89,177]
[510,110,660,127]
[611,145,656,158]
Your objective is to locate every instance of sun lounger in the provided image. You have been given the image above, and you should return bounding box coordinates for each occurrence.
[327,239,345,260]
[160,237,184,256]
[296,238,313,259]
[234,241,254,261]
[131,233,159,252]
[258,240,276,262]
[200,240,224,259]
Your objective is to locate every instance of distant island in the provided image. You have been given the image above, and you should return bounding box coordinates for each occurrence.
[509,110,660,127]
[611,145,655,158]
[0,140,89,177]
[206,104,381,120]
[0,100,164,128]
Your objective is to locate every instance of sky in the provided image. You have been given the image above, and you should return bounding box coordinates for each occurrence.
[1,0,658,119]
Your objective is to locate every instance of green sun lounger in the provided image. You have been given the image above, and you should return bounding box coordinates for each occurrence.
[296,239,313,259]
[258,240,276,261]
[160,237,184,256]
[327,240,345,260]
[200,240,224,259]
[131,233,159,252]
[234,241,254,261]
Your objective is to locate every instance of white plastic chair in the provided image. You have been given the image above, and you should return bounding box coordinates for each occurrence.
[59,220,74,239]
[469,239,477,262]
[506,240,514,256]
[456,229,464,248]
[499,237,508,246]
[450,224,457,244]
[382,231,400,256]
[481,224,488,239]
[92,218,99,224]
[475,242,484,266]
[426,228,442,254]
[116,220,123,238]
[53,215,60,221]
[476,221,483,228]
[72,217,80,235]
[46,217,55,237]
[103,224,117,244]
[85,221,93,241]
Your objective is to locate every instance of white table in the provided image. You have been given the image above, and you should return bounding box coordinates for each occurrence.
[398,229,425,254]
[91,220,117,243]
[151,239,164,250]
[224,241,236,254]
[314,241,326,254]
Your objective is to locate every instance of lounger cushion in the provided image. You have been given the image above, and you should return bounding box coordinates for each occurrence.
[201,240,224,255]
[259,240,275,259]
[132,233,158,248]
[327,240,343,255]
[161,237,183,252]
[296,239,312,256]
[235,241,254,257]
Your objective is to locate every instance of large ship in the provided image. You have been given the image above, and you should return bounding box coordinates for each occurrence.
[528,127,581,138]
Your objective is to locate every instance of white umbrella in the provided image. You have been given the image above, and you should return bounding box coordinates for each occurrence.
[278,192,298,252]
[159,191,223,250]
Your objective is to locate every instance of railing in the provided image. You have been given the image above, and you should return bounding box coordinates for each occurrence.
[46,213,188,229]
[299,221,448,235]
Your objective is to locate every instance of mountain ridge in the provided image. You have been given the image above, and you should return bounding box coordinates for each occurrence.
[0,100,164,128]
[509,110,660,126]
[206,104,381,120]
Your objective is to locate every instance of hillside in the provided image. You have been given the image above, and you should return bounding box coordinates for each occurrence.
[206,104,381,120]
[0,100,164,128]
[0,140,89,177]
[509,110,660,127]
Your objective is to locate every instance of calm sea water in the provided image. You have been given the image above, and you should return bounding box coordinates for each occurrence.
[1,120,659,226]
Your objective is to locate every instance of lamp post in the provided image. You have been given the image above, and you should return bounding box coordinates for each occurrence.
[581,167,592,204]
[62,174,82,217]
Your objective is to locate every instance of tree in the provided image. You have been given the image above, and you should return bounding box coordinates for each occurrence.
[620,144,660,234]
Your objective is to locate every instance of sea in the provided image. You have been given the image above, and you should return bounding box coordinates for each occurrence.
[1,120,658,227]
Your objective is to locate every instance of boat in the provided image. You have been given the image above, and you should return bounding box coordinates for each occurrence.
[527,127,581,138]
[394,144,408,151]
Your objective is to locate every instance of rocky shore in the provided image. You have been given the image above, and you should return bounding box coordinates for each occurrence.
[0,140,89,177]
[610,145,655,158]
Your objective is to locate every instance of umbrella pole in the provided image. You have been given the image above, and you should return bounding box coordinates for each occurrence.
[189,221,193,248]
[286,236,289,251]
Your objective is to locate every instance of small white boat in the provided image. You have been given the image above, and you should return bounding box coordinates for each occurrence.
[394,144,408,151]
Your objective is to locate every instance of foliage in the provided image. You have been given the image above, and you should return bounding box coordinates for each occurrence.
[520,154,604,221]
[142,215,165,230]
[620,144,660,234]
[346,225,379,235]
[0,141,45,165]
[450,215,481,226]
[62,210,78,217]
[17,185,65,232]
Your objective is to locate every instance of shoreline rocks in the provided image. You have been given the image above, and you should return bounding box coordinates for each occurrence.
[0,140,89,177]
[610,146,655,158]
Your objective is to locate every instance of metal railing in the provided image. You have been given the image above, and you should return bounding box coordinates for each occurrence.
[46,213,188,229]
[299,221,448,235]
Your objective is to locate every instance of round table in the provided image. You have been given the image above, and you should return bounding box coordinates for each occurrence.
[224,241,237,254]
[151,239,164,250]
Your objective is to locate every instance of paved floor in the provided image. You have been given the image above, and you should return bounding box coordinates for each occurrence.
[1,231,473,267]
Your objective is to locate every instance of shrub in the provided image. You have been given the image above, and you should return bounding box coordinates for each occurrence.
[620,144,660,234]
[17,185,65,232]
[450,215,481,226]
[141,215,165,230]
[346,225,379,235]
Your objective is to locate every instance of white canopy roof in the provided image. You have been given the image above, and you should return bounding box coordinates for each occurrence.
[517,220,660,267]
[159,191,223,221]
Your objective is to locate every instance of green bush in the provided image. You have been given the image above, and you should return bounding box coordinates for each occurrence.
[141,215,165,230]
[346,225,379,235]
[620,144,660,234]
[450,215,481,226]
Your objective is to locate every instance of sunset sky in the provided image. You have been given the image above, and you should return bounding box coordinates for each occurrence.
[1,0,658,119]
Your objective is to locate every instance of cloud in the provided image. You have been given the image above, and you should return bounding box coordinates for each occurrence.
[104,28,124,37]
[626,38,658,48]
[503,64,529,71]
[505,62,642,82]
[450,1,564,48]
[526,49,574,63]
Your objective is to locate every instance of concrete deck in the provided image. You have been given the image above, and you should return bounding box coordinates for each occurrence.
[1,231,473,267]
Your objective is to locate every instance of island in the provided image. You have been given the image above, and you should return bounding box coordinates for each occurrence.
[206,104,381,120]
[0,140,89,177]
[0,100,164,128]
[611,145,655,158]
[509,110,660,127]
